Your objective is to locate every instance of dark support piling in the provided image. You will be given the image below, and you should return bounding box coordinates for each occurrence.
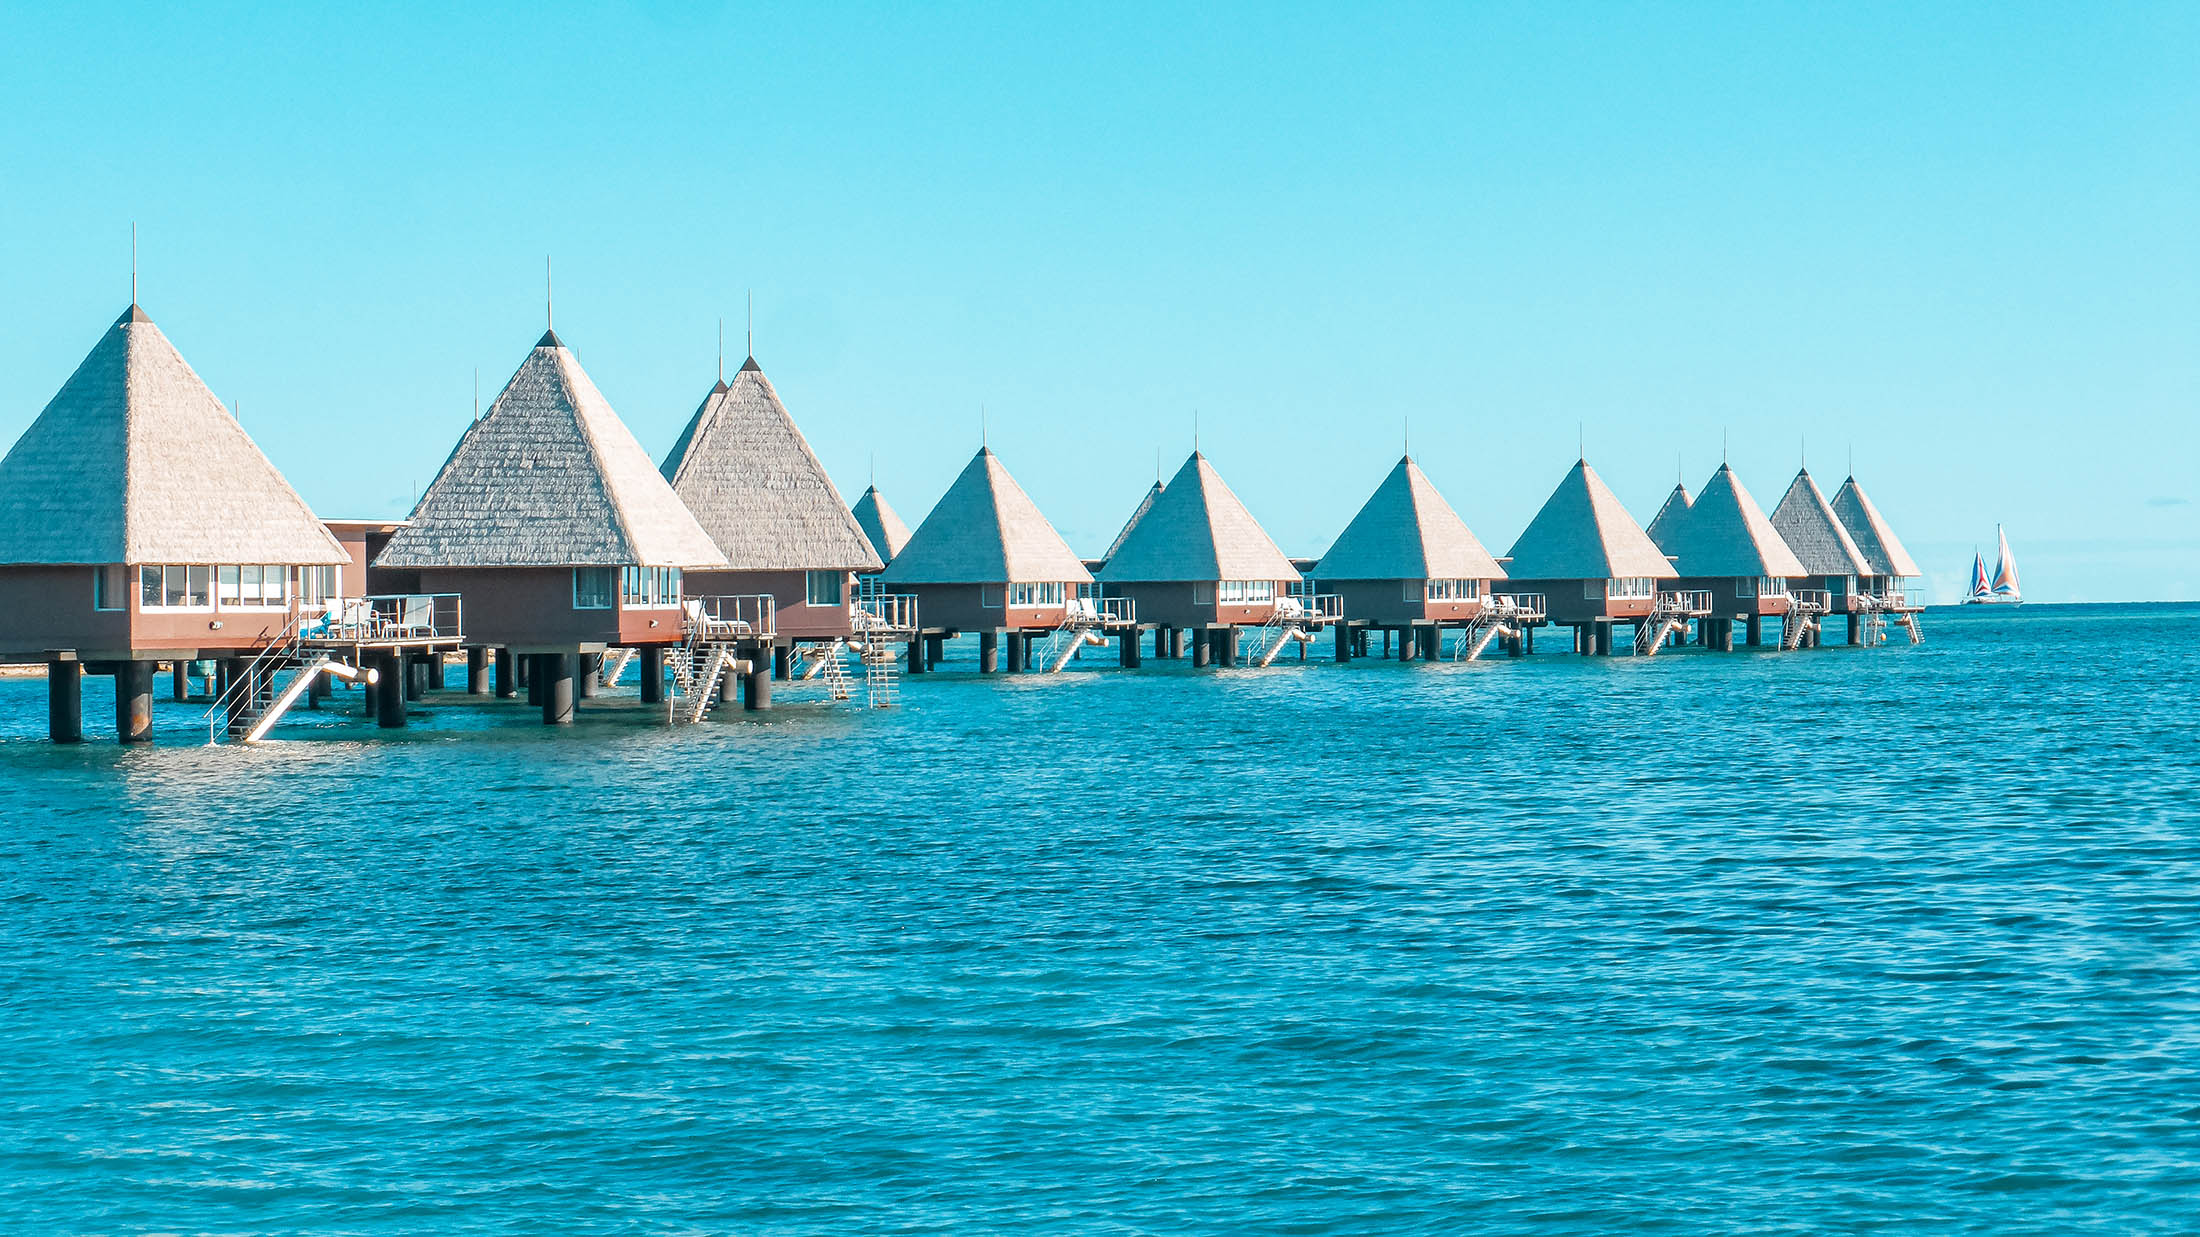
[216,658,234,700]
[1397,626,1415,661]
[577,652,599,699]
[404,657,425,701]
[1005,630,1025,673]
[926,634,944,669]
[1335,622,1353,663]
[773,646,791,681]
[495,648,516,698]
[1746,614,1762,647]
[376,653,407,728]
[742,662,771,710]
[1525,626,1535,654]
[1423,627,1441,661]
[467,648,488,695]
[426,653,445,691]
[1847,613,1861,645]
[115,661,154,743]
[1217,628,1238,667]
[526,655,544,706]
[171,660,187,701]
[979,630,999,674]
[720,657,739,704]
[640,646,664,703]
[48,661,81,744]
[1120,630,1141,668]
[541,653,575,724]
[1192,630,1212,667]
[907,639,924,673]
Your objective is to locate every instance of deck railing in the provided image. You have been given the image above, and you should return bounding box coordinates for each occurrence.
[1656,590,1715,616]
[857,593,921,634]
[685,594,776,641]
[303,594,463,644]
[1492,592,1546,620]
[1278,593,1344,623]
[1790,588,1831,612]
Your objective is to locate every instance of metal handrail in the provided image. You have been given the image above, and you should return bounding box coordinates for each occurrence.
[1275,593,1343,622]
[1790,589,1831,612]
[1656,590,1715,616]
[684,594,776,641]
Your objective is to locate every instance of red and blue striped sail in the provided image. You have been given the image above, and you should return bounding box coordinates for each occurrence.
[1969,551,1992,600]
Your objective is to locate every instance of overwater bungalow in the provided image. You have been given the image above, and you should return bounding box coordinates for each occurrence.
[851,484,912,567]
[1769,469,1876,644]
[373,329,727,723]
[1096,451,1326,668]
[1831,474,1927,642]
[1309,455,1518,662]
[0,304,351,742]
[660,354,898,680]
[874,447,1101,673]
[1501,459,1677,655]
[1653,464,1808,650]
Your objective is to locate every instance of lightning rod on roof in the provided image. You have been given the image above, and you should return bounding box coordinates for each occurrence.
[130,222,137,305]
[718,318,724,382]
[473,368,480,423]
[747,290,753,358]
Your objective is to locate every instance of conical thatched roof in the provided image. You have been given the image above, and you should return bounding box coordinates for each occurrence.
[1646,482,1692,546]
[1097,452,1299,583]
[851,485,911,564]
[0,305,346,566]
[1770,469,1871,576]
[1503,459,1675,580]
[1102,480,1164,563]
[377,331,725,570]
[1832,476,1921,578]
[1658,465,1805,577]
[877,448,1091,585]
[1312,456,1504,581]
[659,357,881,572]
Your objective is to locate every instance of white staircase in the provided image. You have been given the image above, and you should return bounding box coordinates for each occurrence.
[204,616,304,742]
[856,637,900,707]
[599,647,637,689]
[1783,591,1828,650]
[671,640,737,723]
[1632,591,1711,657]
[818,641,855,701]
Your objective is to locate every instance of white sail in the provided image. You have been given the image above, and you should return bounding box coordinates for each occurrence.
[1991,525,2019,598]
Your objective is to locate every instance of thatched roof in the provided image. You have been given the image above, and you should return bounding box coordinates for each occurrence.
[659,357,881,572]
[1312,456,1505,581]
[1097,452,1299,583]
[1770,469,1871,576]
[1646,482,1692,546]
[0,305,346,566]
[1656,465,1806,577]
[1503,459,1676,580]
[377,331,726,570]
[1832,476,1921,578]
[1101,480,1164,564]
[851,485,911,564]
[877,448,1092,585]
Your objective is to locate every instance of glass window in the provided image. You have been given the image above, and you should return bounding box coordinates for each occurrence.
[1759,576,1789,597]
[239,565,262,605]
[188,565,211,605]
[300,565,337,604]
[981,586,1001,608]
[1248,580,1273,602]
[1192,583,1213,604]
[94,565,127,611]
[620,566,682,607]
[1583,579,1606,600]
[265,565,286,603]
[1609,577,1653,599]
[218,565,242,605]
[574,567,614,609]
[805,570,844,607]
[1737,577,1757,599]
[141,565,161,606]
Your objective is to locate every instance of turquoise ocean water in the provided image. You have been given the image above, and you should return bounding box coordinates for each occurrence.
[2,604,2196,1233]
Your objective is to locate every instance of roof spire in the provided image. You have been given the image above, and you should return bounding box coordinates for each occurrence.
[981,404,987,449]
[473,368,480,423]
[1722,427,1728,466]
[1193,409,1200,454]
[1404,415,1411,459]
[747,289,753,359]
[546,255,553,330]
[717,318,724,383]
[130,222,137,306]
[1578,421,1584,462]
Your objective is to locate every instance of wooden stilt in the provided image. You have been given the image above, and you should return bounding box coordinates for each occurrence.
[48,661,81,744]
[541,653,575,724]
[979,630,999,673]
[640,646,664,703]
[115,661,153,743]
[377,652,408,728]
[495,648,516,698]
[467,647,488,695]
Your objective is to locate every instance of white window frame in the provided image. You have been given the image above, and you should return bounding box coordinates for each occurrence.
[1736,576,1757,599]
[980,586,1002,609]
[140,564,215,612]
[300,565,338,605]
[804,570,845,608]
[1009,581,1065,607]
[573,567,615,610]
[622,566,683,609]
[1758,576,1790,598]
[1610,577,1654,600]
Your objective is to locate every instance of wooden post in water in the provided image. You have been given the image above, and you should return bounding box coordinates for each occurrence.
[640,646,664,703]
[115,661,154,743]
[742,661,771,710]
[979,630,999,673]
[1005,630,1025,672]
[576,652,599,699]
[495,648,516,698]
[48,661,81,744]
[170,660,187,701]
[376,652,407,728]
[1745,614,1762,647]
[1335,622,1352,662]
[541,653,576,724]
[467,648,488,695]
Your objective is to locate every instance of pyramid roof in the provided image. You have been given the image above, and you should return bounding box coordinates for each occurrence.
[1311,456,1504,580]
[1646,482,1693,546]
[1770,469,1872,576]
[1832,476,1922,577]
[1503,459,1676,580]
[877,448,1091,585]
[0,306,346,566]
[1102,480,1164,564]
[377,331,725,570]
[1097,452,1299,583]
[1657,465,1806,577]
[851,485,911,564]
[659,357,881,572]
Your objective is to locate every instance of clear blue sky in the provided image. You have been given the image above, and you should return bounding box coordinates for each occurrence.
[3,3,2194,602]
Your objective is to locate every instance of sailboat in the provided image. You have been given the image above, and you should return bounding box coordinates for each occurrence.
[1964,525,2021,605]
